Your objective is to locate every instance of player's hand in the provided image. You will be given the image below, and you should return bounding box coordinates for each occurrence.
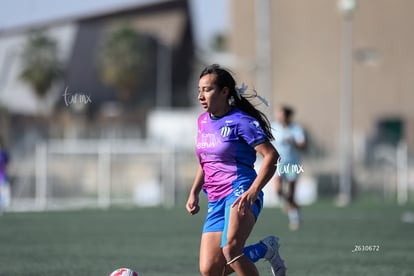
[232,189,258,215]
[186,194,200,215]
[283,135,294,144]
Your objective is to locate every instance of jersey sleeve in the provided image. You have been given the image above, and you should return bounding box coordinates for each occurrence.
[237,116,268,147]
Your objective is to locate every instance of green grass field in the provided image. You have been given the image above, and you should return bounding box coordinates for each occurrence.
[1,198,413,276]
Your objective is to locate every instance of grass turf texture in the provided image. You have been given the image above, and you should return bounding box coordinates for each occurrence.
[0,199,413,275]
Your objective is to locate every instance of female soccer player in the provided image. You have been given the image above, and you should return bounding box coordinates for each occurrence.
[0,139,10,213]
[186,64,286,276]
[271,106,306,231]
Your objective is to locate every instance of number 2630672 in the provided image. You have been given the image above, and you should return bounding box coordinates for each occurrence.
[352,245,380,253]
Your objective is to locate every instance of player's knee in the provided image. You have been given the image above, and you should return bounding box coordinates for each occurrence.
[286,191,295,203]
[199,259,222,276]
[199,262,212,276]
[222,243,243,264]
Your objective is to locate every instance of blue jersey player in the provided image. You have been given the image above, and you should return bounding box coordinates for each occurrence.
[0,141,9,211]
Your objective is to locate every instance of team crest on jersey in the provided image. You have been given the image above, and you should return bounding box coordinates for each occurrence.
[234,186,245,197]
[221,126,232,137]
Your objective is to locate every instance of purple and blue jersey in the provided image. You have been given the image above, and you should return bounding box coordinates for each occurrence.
[196,108,268,201]
[0,151,8,184]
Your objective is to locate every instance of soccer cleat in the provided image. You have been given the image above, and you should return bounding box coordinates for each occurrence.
[289,221,300,231]
[261,236,287,276]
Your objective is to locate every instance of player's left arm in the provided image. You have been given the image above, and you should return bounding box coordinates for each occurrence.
[252,141,280,191]
[293,125,306,149]
[232,141,279,212]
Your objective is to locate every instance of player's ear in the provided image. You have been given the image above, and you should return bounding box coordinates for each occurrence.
[222,86,230,97]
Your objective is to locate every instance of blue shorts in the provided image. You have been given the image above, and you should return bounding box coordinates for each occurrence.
[202,190,263,247]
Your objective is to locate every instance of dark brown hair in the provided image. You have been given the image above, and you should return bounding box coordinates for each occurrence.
[200,64,274,140]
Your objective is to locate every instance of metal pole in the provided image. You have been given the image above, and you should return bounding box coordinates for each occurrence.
[255,0,272,115]
[338,3,355,206]
[156,41,172,108]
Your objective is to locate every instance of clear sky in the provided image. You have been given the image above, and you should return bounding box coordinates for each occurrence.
[0,0,229,49]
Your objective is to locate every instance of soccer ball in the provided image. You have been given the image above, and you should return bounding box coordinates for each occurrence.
[109,268,139,276]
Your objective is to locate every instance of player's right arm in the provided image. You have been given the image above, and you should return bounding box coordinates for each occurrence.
[186,165,204,215]
[293,125,306,149]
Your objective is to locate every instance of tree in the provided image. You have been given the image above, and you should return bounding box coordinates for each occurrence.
[209,32,227,53]
[20,31,63,98]
[98,24,149,102]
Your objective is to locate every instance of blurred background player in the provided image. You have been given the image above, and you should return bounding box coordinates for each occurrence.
[271,106,306,230]
[0,139,10,213]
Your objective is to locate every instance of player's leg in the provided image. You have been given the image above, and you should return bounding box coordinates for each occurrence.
[274,175,284,198]
[200,197,232,276]
[274,175,289,213]
[286,179,298,209]
[287,179,300,230]
[199,232,227,276]
[242,237,286,276]
[222,204,259,276]
[241,197,287,276]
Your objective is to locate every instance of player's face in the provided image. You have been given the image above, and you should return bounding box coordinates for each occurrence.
[198,74,229,116]
[275,107,287,124]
